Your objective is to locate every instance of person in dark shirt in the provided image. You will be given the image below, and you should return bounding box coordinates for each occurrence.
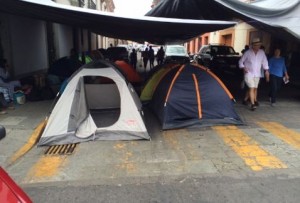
[156,46,165,65]
[142,47,149,71]
[268,48,289,106]
[148,46,155,69]
[130,48,138,70]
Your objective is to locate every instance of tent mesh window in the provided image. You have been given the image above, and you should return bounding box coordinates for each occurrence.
[84,76,120,127]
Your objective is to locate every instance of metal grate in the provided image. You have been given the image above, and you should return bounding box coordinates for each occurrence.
[44,144,78,155]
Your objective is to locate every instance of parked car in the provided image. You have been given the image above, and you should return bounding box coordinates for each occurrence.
[106,47,129,62]
[0,167,32,203]
[117,44,129,51]
[164,45,190,64]
[194,44,241,74]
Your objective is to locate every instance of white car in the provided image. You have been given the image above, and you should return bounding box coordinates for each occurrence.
[164,45,190,64]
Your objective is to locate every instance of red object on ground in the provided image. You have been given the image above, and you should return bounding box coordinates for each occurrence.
[0,167,32,203]
[115,60,143,83]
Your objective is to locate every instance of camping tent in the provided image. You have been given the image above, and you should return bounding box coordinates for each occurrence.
[38,60,150,146]
[140,63,180,102]
[114,60,143,84]
[149,63,243,130]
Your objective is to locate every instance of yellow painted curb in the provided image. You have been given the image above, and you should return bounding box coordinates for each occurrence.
[257,122,300,150]
[8,118,48,166]
[213,125,287,171]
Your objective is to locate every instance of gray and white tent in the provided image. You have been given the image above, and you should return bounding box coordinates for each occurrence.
[38,60,150,146]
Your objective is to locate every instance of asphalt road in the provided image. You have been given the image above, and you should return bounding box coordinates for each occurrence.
[24,175,300,203]
[1,65,300,203]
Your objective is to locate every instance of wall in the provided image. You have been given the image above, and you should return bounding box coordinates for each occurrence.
[54,23,74,58]
[234,22,253,53]
[1,14,48,77]
[209,31,220,44]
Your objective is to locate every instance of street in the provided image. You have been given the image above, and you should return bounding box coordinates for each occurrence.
[0,1,300,202]
[1,70,300,202]
[23,175,300,203]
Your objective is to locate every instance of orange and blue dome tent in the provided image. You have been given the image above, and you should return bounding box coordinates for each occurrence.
[149,63,243,130]
[140,63,179,102]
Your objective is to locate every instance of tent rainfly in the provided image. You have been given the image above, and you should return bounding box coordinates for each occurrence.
[149,63,243,130]
[38,60,150,146]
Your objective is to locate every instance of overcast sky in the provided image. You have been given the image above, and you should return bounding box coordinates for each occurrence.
[113,0,153,17]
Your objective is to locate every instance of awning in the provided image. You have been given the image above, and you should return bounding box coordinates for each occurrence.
[146,0,300,41]
[0,0,237,45]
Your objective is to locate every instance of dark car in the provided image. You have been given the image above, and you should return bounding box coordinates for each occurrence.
[105,47,129,62]
[194,44,241,75]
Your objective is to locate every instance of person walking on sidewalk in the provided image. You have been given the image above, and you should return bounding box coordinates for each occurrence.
[142,47,149,71]
[130,48,138,70]
[239,38,270,111]
[148,46,155,69]
[156,46,165,65]
[268,48,289,106]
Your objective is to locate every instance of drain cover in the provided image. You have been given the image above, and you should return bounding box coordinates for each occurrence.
[44,143,78,155]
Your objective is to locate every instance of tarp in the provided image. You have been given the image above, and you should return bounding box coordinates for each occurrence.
[146,0,300,41]
[0,0,237,45]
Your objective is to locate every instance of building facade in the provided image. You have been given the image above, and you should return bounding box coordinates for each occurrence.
[0,0,115,78]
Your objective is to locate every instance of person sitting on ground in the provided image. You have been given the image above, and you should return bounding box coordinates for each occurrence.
[0,59,22,103]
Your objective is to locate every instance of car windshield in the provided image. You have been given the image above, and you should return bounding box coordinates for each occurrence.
[166,46,187,55]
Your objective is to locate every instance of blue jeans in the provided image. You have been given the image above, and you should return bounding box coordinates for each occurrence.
[269,74,283,103]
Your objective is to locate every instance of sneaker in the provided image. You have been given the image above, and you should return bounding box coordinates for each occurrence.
[254,101,259,106]
[250,104,257,111]
[242,100,248,105]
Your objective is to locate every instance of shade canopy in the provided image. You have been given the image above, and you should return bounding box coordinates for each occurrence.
[0,0,237,45]
[146,0,300,41]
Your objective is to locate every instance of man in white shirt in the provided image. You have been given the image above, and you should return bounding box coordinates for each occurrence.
[239,38,270,111]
